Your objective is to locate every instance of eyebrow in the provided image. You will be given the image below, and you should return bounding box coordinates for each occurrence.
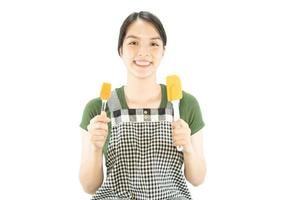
[125,35,162,40]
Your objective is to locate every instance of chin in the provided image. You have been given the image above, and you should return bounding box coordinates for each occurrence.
[129,69,155,79]
[128,66,157,79]
[133,72,154,79]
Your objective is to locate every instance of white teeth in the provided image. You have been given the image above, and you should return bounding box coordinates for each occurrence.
[135,61,151,66]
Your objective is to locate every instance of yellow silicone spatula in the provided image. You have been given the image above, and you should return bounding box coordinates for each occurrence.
[166,75,184,151]
[100,82,112,112]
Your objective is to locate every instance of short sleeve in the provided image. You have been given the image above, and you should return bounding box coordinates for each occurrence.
[180,92,205,135]
[79,98,102,131]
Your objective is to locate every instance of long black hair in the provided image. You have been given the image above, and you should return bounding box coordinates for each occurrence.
[118,11,167,56]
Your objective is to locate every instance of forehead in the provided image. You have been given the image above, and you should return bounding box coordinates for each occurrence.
[125,19,161,39]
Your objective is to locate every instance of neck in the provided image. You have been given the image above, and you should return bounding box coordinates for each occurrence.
[124,74,161,106]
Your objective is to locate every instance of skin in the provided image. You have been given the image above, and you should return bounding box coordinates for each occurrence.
[79,19,206,194]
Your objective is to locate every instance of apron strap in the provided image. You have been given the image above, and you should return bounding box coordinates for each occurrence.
[107,89,122,112]
[166,101,174,117]
[166,101,173,110]
[108,88,174,114]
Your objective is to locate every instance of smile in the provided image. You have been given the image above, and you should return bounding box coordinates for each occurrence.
[134,60,152,67]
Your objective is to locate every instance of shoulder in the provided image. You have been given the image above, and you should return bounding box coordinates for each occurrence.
[181,90,200,110]
[81,97,102,119]
[85,97,102,110]
[88,97,102,105]
[179,90,205,134]
[182,91,198,103]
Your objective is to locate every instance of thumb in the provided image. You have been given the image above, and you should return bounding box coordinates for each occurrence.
[100,111,111,123]
[100,111,107,117]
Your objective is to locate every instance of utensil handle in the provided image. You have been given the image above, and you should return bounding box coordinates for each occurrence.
[101,100,107,112]
[173,100,183,151]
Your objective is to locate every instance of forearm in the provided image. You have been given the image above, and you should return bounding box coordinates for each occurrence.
[183,149,206,186]
[79,149,104,194]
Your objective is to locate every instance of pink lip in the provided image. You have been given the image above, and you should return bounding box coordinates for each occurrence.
[134,60,152,67]
[135,60,151,62]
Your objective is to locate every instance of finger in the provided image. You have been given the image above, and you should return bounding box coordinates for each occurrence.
[172,133,190,145]
[92,122,108,131]
[173,127,190,136]
[100,111,107,117]
[172,134,182,144]
[90,114,111,124]
[90,135,106,141]
[87,122,108,132]
[173,134,188,141]
[172,121,182,129]
[182,120,189,128]
[173,138,181,146]
[90,129,108,137]
[173,127,184,135]
[93,143,104,149]
[173,138,188,146]
[176,119,189,128]
[174,141,188,147]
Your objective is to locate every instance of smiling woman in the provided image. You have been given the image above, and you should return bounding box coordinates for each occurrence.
[119,14,166,79]
[79,11,206,200]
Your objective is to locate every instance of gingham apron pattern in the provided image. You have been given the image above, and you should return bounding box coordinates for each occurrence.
[91,90,192,200]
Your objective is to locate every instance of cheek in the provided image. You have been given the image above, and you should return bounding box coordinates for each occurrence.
[152,49,164,60]
[122,46,137,60]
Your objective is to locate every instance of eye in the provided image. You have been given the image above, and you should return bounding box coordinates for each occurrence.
[151,42,159,47]
[128,41,138,45]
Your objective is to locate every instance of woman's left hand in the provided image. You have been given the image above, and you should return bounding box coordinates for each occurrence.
[172,119,194,154]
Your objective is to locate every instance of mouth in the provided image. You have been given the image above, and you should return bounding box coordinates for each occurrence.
[134,60,152,68]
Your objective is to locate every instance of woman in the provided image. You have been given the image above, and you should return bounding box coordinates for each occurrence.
[79,11,206,200]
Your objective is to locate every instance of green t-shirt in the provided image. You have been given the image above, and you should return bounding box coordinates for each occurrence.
[80,84,205,159]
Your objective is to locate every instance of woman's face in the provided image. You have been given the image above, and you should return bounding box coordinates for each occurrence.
[120,19,165,79]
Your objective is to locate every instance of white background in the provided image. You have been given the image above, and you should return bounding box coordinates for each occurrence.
[0,0,299,199]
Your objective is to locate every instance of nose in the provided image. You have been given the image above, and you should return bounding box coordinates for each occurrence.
[137,44,150,57]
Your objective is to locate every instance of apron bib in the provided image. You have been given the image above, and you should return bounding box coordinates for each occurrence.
[91,90,192,200]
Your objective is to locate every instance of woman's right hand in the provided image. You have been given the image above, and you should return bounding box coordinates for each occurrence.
[87,111,111,152]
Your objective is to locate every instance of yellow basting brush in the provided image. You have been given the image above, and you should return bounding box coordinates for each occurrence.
[100,82,112,112]
[166,75,184,151]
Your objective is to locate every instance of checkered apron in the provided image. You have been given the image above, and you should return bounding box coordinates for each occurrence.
[91,90,192,200]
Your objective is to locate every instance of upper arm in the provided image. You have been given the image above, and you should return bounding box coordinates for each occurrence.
[80,128,91,163]
[180,92,205,135]
[80,98,102,131]
[191,129,205,159]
